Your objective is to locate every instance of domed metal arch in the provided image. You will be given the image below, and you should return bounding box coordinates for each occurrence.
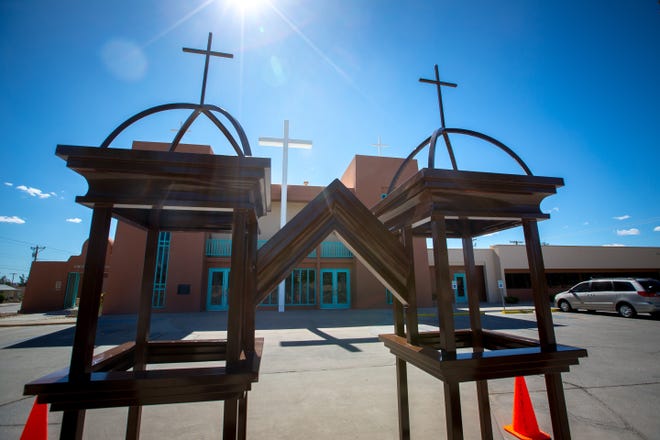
[99,102,252,156]
[387,127,533,194]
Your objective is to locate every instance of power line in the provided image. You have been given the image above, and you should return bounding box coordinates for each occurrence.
[0,235,33,246]
[0,236,78,255]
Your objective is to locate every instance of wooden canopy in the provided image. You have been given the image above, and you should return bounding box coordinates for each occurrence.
[56,145,271,231]
[373,168,564,238]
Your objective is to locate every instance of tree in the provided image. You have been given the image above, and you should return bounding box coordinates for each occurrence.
[18,274,27,286]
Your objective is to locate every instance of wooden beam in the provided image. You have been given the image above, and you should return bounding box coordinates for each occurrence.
[127,227,160,439]
[430,214,456,353]
[257,179,410,306]
[522,219,556,348]
[460,220,493,440]
[61,206,112,439]
[401,226,418,344]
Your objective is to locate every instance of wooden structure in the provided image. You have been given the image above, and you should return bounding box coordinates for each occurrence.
[373,65,587,439]
[24,144,270,439]
[24,32,275,439]
[24,49,585,438]
[22,32,414,439]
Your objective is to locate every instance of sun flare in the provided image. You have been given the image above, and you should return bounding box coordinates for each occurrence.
[229,0,268,14]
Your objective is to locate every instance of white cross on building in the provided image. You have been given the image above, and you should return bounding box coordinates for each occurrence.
[259,120,313,312]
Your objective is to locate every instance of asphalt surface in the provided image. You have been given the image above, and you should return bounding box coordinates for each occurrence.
[1,303,659,439]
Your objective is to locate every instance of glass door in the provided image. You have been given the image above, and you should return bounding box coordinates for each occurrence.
[207,268,230,311]
[63,272,80,308]
[320,269,350,309]
[453,273,467,303]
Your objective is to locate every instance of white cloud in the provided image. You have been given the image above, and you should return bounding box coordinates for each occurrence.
[603,243,625,247]
[4,182,13,187]
[16,185,52,199]
[582,221,590,226]
[616,228,640,236]
[0,216,26,224]
[549,207,559,212]
[654,226,660,232]
[66,218,83,224]
[613,214,630,221]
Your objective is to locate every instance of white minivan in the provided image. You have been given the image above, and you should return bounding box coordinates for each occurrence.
[555,278,660,318]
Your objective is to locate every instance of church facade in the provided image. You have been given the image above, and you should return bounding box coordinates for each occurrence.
[22,142,660,314]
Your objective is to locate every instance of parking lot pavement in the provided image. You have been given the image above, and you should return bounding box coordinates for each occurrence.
[1,308,659,439]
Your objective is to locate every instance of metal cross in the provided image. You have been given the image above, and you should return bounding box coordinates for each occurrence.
[419,64,457,129]
[371,135,389,156]
[183,32,234,105]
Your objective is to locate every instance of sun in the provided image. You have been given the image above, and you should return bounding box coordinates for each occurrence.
[229,0,268,14]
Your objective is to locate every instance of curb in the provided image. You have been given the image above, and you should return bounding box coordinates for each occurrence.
[502,307,559,314]
[0,316,78,327]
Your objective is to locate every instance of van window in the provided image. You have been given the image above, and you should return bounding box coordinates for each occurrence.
[572,282,590,293]
[591,281,612,292]
[637,279,660,293]
[613,281,635,291]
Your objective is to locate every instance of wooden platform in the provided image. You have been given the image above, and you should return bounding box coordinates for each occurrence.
[25,338,263,411]
[380,331,587,383]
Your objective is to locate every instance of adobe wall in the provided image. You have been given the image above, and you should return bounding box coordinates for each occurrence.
[103,222,146,314]
[349,155,433,308]
[21,261,70,312]
[161,232,205,313]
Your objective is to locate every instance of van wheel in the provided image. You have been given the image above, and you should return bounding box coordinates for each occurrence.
[558,300,572,312]
[617,303,636,318]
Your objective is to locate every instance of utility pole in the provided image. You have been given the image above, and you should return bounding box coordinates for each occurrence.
[509,240,524,246]
[31,245,46,261]
[10,272,17,285]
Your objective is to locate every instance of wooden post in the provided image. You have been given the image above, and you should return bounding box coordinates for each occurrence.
[444,381,463,440]
[396,356,411,440]
[522,219,556,347]
[523,219,572,439]
[224,210,249,439]
[401,226,419,344]
[126,227,160,439]
[461,220,492,440]
[430,214,463,439]
[430,214,456,353]
[392,230,410,440]
[61,206,112,439]
[242,212,258,354]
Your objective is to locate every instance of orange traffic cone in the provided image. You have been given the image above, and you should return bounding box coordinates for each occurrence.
[504,376,551,440]
[20,399,48,440]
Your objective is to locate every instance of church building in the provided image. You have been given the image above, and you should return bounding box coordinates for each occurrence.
[22,141,660,314]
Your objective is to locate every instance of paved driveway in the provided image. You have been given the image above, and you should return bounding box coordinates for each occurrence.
[0,308,658,439]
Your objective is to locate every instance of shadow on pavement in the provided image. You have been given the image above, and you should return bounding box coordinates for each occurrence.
[6,309,547,349]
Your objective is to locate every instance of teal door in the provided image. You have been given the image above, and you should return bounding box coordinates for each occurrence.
[207,268,230,311]
[320,269,350,309]
[63,272,80,308]
[453,273,467,303]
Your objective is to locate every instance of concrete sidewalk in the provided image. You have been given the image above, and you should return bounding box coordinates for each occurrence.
[0,302,547,327]
[0,302,78,326]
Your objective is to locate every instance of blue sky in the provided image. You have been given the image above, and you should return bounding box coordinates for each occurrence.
[1,0,659,281]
